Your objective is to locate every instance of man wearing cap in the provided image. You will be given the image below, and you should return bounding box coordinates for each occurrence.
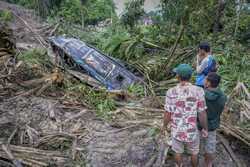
[196,42,217,87]
[199,72,227,167]
[163,64,208,167]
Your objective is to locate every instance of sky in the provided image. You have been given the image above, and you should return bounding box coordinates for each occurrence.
[113,0,161,16]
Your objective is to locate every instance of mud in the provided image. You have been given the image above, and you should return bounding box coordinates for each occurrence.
[0,96,160,166]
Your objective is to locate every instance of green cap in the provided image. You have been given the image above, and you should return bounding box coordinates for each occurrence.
[173,64,193,78]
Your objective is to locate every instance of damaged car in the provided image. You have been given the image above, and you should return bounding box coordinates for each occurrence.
[49,36,142,90]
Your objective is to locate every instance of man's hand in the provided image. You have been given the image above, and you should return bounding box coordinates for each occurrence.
[160,124,171,136]
[198,110,208,137]
[201,128,208,138]
[160,126,166,136]
[197,53,205,62]
[165,124,171,133]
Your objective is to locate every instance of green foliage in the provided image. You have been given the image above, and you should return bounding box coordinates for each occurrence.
[5,0,115,25]
[102,27,131,56]
[8,0,250,94]
[96,99,116,120]
[239,13,250,32]
[147,127,160,137]
[57,0,115,25]
[127,84,145,97]
[160,0,227,43]
[7,0,63,17]
[0,9,13,22]
[65,83,116,120]
[237,13,250,43]
[57,0,87,24]
[213,40,250,93]
[84,0,115,25]
[161,0,216,24]
[18,48,53,72]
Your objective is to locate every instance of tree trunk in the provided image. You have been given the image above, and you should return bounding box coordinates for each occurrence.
[213,0,226,33]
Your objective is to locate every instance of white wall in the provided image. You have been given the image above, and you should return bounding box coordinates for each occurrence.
[113,0,161,16]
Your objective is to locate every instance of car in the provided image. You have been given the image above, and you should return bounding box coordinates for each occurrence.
[49,36,142,90]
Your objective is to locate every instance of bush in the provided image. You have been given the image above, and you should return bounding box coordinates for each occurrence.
[237,13,250,43]
[57,0,86,24]
[127,84,145,97]
[84,0,115,25]
[4,0,115,25]
[65,83,116,120]
[18,48,53,73]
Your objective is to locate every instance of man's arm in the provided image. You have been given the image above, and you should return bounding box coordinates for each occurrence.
[197,90,208,137]
[198,111,208,131]
[161,111,171,135]
[163,111,171,128]
[163,90,173,133]
[196,54,201,67]
[196,57,208,74]
[198,110,208,138]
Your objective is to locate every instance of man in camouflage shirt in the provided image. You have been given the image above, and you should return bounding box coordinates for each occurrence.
[163,64,208,167]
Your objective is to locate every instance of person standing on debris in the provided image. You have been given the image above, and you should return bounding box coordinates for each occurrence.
[163,64,208,167]
[196,42,217,87]
[199,72,227,167]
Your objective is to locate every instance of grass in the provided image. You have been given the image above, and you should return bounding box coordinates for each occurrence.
[96,99,116,120]
[0,9,13,22]
[64,82,116,120]
[18,48,53,72]
[127,83,145,97]
[147,127,160,137]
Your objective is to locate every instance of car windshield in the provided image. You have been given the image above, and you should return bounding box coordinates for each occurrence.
[83,51,115,77]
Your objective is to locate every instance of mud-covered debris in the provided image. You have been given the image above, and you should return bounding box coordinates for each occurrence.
[85,122,158,167]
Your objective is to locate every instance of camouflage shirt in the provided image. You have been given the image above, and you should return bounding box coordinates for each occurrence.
[165,82,206,142]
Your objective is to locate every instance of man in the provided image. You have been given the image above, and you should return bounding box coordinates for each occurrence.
[200,72,227,167]
[196,42,217,87]
[163,64,208,167]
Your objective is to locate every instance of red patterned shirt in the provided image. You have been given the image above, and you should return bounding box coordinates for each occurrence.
[165,82,206,142]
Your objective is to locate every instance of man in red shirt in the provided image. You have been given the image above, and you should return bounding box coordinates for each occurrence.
[163,64,208,167]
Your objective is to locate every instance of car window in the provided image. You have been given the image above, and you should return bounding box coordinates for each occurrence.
[84,51,115,77]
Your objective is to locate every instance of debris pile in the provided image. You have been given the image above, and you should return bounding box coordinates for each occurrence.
[0,21,169,167]
[220,82,250,146]
[0,96,169,166]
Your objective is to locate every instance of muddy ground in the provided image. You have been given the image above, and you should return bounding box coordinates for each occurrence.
[0,1,249,167]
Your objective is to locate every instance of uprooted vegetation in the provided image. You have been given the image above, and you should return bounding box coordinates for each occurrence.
[0,17,170,166]
[0,0,250,166]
